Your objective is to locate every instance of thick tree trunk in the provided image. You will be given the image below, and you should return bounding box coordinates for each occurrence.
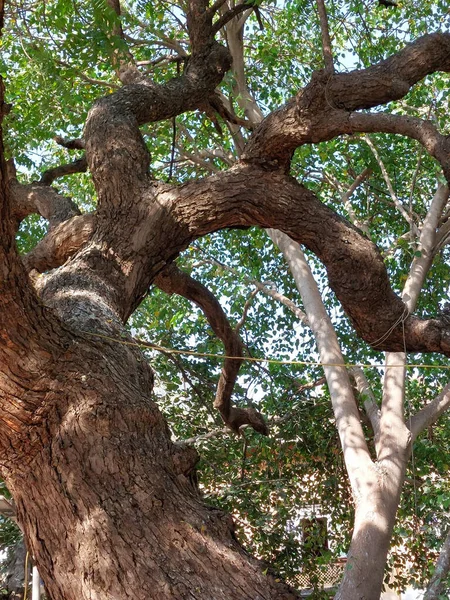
[0,70,298,598]
[335,424,409,600]
[335,472,405,599]
[2,13,450,598]
[0,325,298,600]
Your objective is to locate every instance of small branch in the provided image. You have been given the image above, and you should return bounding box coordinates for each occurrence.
[178,150,221,173]
[39,156,88,186]
[240,433,248,481]
[383,231,413,258]
[123,32,188,56]
[325,168,371,234]
[155,347,217,420]
[57,61,120,89]
[137,54,181,71]
[295,376,326,393]
[54,136,85,150]
[363,135,419,236]
[177,383,326,445]
[410,382,450,441]
[154,263,269,435]
[177,426,230,446]
[234,289,258,333]
[195,249,309,325]
[316,0,334,73]
[177,121,236,165]
[340,168,372,234]
[208,0,228,15]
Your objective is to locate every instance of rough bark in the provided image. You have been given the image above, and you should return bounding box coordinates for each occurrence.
[2,6,450,598]
[1,323,297,600]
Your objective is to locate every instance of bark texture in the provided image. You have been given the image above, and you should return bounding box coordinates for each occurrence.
[2,4,450,598]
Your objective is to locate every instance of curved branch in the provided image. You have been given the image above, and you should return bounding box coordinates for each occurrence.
[22,214,95,274]
[243,33,450,167]
[36,164,450,357]
[10,180,81,229]
[84,41,231,194]
[154,263,269,435]
[39,156,87,186]
[164,166,450,356]
[350,113,450,181]
[53,136,85,150]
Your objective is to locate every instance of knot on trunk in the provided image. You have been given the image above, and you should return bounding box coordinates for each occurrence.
[171,443,199,477]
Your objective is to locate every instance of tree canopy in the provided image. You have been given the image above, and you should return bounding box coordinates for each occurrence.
[1,1,450,599]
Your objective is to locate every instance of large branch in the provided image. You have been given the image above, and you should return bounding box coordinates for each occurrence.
[10,181,81,229]
[34,33,450,358]
[36,164,450,356]
[243,33,450,169]
[165,167,450,356]
[154,263,268,435]
[84,40,231,195]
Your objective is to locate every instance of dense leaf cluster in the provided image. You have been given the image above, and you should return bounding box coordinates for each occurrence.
[1,0,450,595]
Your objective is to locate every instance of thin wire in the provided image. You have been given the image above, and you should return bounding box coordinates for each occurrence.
[369,305,409,348]
[80,330,450,370]
[23,551,29,600]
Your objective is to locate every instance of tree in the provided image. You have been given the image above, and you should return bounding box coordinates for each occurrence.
[1,0,450,598]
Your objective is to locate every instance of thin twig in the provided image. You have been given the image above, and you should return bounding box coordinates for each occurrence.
[363,135,419,236]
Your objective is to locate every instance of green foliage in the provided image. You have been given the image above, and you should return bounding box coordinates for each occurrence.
[3,0,450,593]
